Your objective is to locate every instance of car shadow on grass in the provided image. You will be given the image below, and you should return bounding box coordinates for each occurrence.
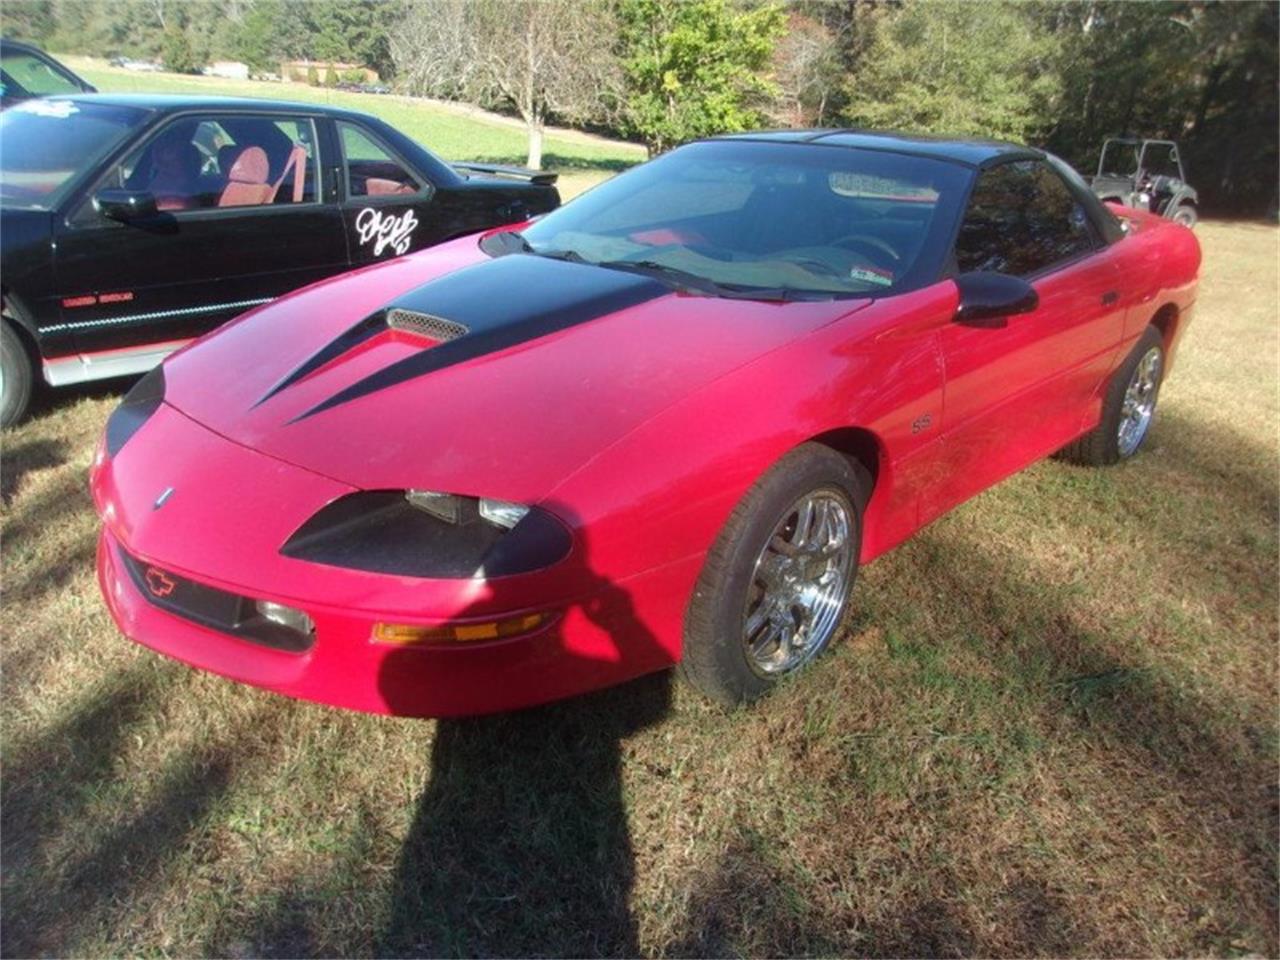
[375,524,674,958]
[22,374,136,424]
[1,436,68,506]
[0,662,235,956]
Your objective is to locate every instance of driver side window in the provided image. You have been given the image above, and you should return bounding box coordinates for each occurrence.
[955,161,1097,277]
[107,114,317,213]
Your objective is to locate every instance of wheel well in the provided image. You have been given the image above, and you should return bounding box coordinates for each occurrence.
[809,426,882,489]
[1150,303,1179,352]
[1,294,41,368]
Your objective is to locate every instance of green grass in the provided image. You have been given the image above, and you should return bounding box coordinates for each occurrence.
[2,215,1277,956]
[66,57,645,199]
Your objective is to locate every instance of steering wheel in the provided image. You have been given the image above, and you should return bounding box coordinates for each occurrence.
[831,233,900,269]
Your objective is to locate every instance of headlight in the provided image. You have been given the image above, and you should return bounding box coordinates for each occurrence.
[105,365,165,456]
[281,490,570,579]
[478,498,529,530]
[404,490,530,531]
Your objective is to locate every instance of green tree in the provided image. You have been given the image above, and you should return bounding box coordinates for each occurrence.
[324,63,338,86]
[162,25,198,73]
[233,0,312,72]
[617,0,786,155]
[306,63,319,85]
[842,0,1061,142]
[1,0,58,45]
[1040,0,1277,215]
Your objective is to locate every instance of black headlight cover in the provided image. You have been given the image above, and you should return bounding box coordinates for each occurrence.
[105,365,165,456]
[280,491,572,579]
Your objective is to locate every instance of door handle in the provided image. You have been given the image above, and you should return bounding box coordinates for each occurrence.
[1101,291,1120,306]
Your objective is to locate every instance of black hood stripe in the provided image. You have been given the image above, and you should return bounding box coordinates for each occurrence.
[256,311,386,407]
[274,255,668,422]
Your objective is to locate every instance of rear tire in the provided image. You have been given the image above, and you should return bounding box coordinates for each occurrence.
[680,443,869,707]
[1058,326,1165,466]
[0,321,34,429]
[1171,203,1197,228]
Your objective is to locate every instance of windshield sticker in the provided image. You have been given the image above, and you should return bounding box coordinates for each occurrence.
[355,207,419,257]
[18,99,79,118]
[849,265,894,287]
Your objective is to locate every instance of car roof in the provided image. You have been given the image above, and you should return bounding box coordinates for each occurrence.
[1,37,43,52]
[713,128,1044,168]
[43,92,373,120]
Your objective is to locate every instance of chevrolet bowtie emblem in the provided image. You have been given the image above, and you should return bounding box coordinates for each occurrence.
[154,486,175,510]
[144,567,176,598]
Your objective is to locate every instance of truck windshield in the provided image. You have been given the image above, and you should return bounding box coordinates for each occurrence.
[0,100,147,209]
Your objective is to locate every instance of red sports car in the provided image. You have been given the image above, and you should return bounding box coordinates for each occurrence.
[91,131,1200,716]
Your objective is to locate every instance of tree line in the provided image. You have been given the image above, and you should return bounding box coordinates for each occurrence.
[4,0,1276,214]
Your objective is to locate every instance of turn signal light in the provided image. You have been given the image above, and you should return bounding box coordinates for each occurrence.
[373,612,549,645]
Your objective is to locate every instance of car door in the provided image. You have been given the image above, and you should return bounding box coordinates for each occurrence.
[335,119,445,267]
[925,160,1127,520]
[53,111,348,357]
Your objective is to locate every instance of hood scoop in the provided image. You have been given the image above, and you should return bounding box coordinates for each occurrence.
[256,254,668,422]
[386,308,468,342]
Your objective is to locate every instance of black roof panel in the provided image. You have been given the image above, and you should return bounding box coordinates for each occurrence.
[716,128,1043,167]
[45,92,367,119]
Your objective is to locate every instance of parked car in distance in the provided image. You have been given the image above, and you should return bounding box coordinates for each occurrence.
[1091,137,1198,228]
[110,56,162,72]
[0,94,560,426]
[1,38,95,109]
[91,129,1200,718]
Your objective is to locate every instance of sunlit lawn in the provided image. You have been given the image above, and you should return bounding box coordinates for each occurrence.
[1,214,1276,955]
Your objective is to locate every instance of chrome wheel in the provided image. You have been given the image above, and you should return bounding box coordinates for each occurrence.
[1117,346,1162,457]
[742,489,854,677]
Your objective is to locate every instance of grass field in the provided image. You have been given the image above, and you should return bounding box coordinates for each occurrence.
[63,57,646,199]
[2,212,1277,955]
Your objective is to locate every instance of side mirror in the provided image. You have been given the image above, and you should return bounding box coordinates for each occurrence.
[94,188,157,222]
[953,271,1039,328]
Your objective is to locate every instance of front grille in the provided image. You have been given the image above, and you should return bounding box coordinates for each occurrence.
[118,548,314,653]
[386,308,468,342]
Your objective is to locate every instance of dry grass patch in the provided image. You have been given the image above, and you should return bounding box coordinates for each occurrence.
[2,222,1276,957]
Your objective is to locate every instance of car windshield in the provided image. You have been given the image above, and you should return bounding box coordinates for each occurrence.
[1,48,84,97]
[513,139,970,299]
[0,100,147,209]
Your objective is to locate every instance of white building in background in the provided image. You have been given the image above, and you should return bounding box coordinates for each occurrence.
[202,61,250,81]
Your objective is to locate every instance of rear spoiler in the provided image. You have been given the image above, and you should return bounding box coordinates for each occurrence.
[452,162,559,186]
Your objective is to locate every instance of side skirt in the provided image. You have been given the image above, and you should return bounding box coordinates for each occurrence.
[43,339,192,387]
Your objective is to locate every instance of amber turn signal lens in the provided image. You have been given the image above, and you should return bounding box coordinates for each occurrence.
[373,612,548,645]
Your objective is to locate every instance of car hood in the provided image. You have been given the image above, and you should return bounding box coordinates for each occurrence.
[163,239,868,505]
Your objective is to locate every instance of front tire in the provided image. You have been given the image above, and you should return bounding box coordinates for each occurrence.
[1059,325,1165,466]
[680,443,869,707]
[0,321,34,429]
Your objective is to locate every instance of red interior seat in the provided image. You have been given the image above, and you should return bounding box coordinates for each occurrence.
[218,147,274,207]
[366,177,415,196]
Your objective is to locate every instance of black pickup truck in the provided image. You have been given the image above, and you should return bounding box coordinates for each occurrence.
[0,94,560,426]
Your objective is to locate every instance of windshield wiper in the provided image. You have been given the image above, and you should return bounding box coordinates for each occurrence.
[480,233,592,265]
[599,260,838,302]
[594,259,733,296]
[534,247,589,263]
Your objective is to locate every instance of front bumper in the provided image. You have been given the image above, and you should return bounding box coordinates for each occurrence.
[92,404,694,717]
[98,529,693,716]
